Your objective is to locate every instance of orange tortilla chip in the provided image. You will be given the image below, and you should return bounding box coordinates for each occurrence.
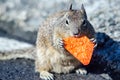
[63,36,94,65]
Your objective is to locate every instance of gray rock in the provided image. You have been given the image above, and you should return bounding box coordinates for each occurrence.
[0,59,108,80]
[0,37,33,51]
[100,73,112,80]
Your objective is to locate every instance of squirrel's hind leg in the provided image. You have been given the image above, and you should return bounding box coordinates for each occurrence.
[35,49,54,80]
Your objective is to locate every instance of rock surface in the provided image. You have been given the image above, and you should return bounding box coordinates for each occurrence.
[0,0,120,80]
[0,36,33,51]
[0,59,110,80]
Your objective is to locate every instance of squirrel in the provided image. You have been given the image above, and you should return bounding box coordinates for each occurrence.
[0,4,96,80]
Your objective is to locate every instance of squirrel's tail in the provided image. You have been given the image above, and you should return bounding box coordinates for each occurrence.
[0,47,36,60]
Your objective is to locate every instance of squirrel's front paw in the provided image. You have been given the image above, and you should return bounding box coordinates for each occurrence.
[54,38,64,48]
[40,71,54,80]
[76,68,87,75]
[90,38,97,48]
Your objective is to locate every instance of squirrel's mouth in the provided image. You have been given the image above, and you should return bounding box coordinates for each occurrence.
[74,33,81,38]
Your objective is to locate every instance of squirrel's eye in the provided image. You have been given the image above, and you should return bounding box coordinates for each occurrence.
[66,20,69,25]
[82,20,87,26]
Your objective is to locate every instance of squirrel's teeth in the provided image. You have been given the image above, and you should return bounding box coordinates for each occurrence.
[74,33,81,38]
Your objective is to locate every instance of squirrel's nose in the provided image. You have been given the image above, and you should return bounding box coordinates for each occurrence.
[73,32,79,35]
[73,29,80,36]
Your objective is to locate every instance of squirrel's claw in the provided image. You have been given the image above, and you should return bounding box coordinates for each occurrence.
[40,71,54,80]
[56,38,64,48]
[76,68,87,75]
[90,38,97,48]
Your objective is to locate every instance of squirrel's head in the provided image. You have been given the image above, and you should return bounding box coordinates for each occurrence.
[58,4,89,38]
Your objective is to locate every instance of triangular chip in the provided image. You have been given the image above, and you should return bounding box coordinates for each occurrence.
[63,36,94,65]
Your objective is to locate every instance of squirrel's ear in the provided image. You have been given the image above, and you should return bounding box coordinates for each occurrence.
[81,4,87,19]
[69,4,72,10]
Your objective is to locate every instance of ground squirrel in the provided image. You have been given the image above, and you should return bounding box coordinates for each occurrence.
[0,4,96,80]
